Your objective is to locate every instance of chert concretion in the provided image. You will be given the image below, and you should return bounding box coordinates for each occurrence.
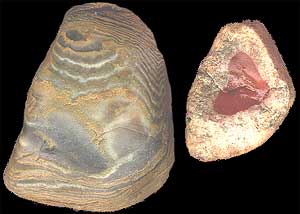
[4,3,174,212]
[186,20,295,162]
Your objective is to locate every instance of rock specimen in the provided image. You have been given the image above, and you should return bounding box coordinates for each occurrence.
[3,3,174,212]
[186,20,295,162]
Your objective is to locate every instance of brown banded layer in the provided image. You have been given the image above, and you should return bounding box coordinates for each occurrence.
[4,3,174,212]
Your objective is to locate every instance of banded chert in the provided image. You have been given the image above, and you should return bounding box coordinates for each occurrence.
[4,3,174,212]
[186,20,295,162]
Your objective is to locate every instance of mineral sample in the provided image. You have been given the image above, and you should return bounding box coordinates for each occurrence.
[186,20,295,162]
[4,3,174,211]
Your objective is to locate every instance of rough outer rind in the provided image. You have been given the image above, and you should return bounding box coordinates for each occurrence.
[4,3,174,212]
[186,20,295,162]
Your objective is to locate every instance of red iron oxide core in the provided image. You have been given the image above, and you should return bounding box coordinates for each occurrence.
[213,52,269,115]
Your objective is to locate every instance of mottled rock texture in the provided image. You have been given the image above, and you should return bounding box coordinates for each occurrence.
[186,20,295,162]
[4,3,174,212]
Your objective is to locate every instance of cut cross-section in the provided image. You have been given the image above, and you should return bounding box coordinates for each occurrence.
[186,20,295,162]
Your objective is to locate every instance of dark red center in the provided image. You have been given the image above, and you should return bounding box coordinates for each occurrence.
[213,52,269,115]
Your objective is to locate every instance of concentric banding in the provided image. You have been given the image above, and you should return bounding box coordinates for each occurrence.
[4,3,174,212]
